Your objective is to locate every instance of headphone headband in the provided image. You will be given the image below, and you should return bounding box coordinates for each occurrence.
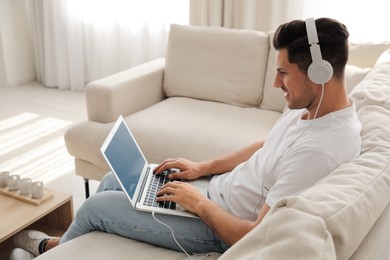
[305,17,319,44]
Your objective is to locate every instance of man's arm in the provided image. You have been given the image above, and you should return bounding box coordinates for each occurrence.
[195,198,270,245]
[157,181,270,245]
[154,140,264,180]
[201,140,265,175]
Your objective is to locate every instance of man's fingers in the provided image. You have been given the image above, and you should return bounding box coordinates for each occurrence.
[167,171,183,180]
[154,158,184,174]
[158,181,181,194]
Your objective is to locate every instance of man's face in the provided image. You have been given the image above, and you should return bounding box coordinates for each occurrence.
[274,49,316,111]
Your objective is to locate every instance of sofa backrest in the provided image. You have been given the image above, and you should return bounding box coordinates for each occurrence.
[261,32,285,112]
[163,24,390,113]
[163,24,269,107]
[349,42,390,68]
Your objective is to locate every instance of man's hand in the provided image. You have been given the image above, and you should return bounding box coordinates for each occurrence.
[153,158,206,180]
[156,181,206,214]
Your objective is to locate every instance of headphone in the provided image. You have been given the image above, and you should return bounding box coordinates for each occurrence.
[305,18,333,85]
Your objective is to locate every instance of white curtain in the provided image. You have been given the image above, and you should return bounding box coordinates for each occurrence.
[189,0,390,42]
[2,0,388,89]
[0,0,35,86]
[26,0,189,91]
[190,0,311,32]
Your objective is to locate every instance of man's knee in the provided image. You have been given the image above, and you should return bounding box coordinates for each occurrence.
[97,172,122,192]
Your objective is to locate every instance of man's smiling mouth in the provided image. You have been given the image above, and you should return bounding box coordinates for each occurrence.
[281,87,289,97]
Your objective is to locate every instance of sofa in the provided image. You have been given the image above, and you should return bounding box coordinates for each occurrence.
[52,24,390,259]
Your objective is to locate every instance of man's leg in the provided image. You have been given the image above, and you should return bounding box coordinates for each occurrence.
[60,189,229,254]
[95,171,123,193]
[15,172,229,255]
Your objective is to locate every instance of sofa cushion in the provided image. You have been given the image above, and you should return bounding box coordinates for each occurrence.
[350,202,390,259]
[221,207,337,260]
[163,24,269,107]
[126,97,281,163]
[344,65,370,93]
[350,49,390,110]
[35,231,214,260]
[349,42,390,68]
[261,32,286,113]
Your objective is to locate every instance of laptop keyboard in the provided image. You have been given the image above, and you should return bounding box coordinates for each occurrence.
[143,169,178,210]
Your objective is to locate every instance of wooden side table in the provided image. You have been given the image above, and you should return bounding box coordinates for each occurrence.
[0,187,73,259]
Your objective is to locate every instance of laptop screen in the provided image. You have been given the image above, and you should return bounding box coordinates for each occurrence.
[103,120,147,200]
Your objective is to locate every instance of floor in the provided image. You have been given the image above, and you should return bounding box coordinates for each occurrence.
[0,82,99,213]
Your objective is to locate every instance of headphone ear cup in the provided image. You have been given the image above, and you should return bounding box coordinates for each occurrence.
[307,59,333,85]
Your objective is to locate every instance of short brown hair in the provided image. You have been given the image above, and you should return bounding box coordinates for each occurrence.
[273,18,349,79]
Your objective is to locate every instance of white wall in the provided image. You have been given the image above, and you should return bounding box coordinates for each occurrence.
[0,0,35,86]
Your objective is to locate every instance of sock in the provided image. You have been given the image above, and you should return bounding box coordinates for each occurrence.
[38,239,49,254]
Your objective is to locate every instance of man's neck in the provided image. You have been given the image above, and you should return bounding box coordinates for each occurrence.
[305,82,350,120]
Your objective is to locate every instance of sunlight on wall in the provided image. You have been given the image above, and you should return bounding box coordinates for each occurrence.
[0,113,74,183]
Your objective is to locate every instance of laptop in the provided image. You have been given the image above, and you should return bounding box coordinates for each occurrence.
[100,115,210,218]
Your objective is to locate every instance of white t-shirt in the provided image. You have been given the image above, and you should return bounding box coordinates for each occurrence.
[208,103,362,221]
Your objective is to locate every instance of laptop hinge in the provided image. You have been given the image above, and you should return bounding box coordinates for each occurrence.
[137,167,151,204]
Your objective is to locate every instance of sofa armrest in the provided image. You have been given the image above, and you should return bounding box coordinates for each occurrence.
[86,58,166,123]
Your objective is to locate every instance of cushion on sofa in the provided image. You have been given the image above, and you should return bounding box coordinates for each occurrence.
[35,231,207,260]
[126,97,281,163]
[163,24,269,107]
[260,32,286,113]
[220,206,337,260]
[350,202,390,259]
[349,42,390,68]
[344,65,370,93]
[350,49,390,110]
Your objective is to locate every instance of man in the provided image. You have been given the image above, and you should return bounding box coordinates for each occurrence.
[12,17,361,258]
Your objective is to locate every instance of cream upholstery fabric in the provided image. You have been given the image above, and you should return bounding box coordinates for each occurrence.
[85,59,166,123]
[126,97,281,163]
[349,42,390,68]
[65,121,113,170]
[350,50,390,110]
[35,231,205,260]
[350,202,390,259]
[345,65,370,93]
[164,24,269,107]
[221,206,337,260]
[260,32,286,112]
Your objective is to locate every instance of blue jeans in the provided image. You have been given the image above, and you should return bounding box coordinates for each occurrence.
[60,172,229,254]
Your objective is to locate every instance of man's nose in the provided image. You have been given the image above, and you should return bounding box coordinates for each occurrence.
[274,76,283,88]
